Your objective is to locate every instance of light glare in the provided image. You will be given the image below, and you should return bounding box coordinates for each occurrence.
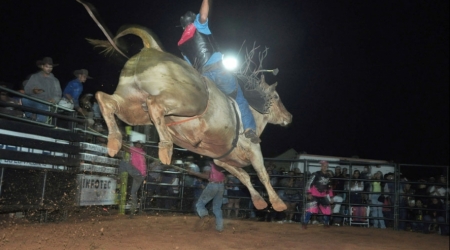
[222,57,238,71]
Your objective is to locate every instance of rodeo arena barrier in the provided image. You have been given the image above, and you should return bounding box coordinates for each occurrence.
[1,85,449,235]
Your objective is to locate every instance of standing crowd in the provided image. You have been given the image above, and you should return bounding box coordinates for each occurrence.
[1,56,93,124]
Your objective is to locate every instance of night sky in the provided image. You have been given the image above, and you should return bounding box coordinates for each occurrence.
[0,0,448,166]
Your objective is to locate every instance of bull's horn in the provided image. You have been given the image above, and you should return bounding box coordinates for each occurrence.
[256,68,279,76]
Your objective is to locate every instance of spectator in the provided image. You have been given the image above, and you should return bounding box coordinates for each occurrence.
[399,181,415,231]
[22,57,62,123]
[146,160,164,198]
[383,172,395,227]
[184,156,200,187]
[423,198,448,235]
[415,179,429,205]
[225,174,242,218]
[360,166,372,202]
[119,141,147,217]
[168,160,183,209]
[324,170,343,221]
[187,160,226,232]
[171,170,181,209]
[332,166,346,201]
[265,161,279,187]
[61,69,92,113]
[0,84,23,117]
[326,169,343,226]
[342,168,349,178]
[292,172,305,222]
[177,0,260,143]
[160,165,179,210]
[410,199,425,232]
[183,156,200,210]
[426,177,436,196]
[369,171,386,229]
[278,171,300,223]
[302,160,334,229]
[348,170,364,205]
[428,175,448,202]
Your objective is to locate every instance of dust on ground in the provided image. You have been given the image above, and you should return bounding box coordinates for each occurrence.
[0,209,448,250]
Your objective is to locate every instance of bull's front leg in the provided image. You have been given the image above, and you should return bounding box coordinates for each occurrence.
[146,98,173,165]
[96,92,123,157]
[249,146,287,212]
[214,160,268,210]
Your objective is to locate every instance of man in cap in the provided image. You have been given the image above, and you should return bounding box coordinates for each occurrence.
[22,57,62,122]
[62,69,92,113]
[177,0,260,144]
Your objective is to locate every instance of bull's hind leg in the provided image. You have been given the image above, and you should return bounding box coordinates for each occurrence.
[146,98,173,165]
[96,91,123,157]
[249,146,287,212]
[214,160,268,210]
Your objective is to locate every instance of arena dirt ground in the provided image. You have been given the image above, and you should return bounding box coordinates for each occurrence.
[0,209,448,250]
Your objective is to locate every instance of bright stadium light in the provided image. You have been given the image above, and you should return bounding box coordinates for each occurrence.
[222,56,238,71]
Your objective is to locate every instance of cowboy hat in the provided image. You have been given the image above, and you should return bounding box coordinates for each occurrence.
[36,57,59,67]
[73,69,93,79]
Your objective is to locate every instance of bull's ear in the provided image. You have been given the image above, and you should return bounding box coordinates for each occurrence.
[268,82,278,92]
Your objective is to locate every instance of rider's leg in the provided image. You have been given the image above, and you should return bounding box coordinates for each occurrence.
[234,86,260,143]
[203,69,260,143]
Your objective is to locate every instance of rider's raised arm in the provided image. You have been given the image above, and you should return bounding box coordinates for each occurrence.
[199,0,210,24]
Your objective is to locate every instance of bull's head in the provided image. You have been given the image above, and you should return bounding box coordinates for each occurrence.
[260,75,292,126]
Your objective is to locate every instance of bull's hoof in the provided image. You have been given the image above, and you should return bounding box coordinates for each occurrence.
[252,197,268,210]
[271,198,287,212]
[158,141,173,165]
[107,136,122,157]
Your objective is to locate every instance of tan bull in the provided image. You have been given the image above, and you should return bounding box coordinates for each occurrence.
[87,22,292,211]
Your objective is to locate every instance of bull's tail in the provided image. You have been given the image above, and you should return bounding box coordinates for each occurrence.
[79,1,163,56]
[86,26,163,57]
[86,38,118,56]
[115,25,164,52]
[77,0,129,58]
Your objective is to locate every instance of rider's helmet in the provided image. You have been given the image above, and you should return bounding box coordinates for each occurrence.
[180,11,196,28]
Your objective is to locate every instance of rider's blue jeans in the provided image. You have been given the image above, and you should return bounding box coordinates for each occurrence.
[203,68,256,132]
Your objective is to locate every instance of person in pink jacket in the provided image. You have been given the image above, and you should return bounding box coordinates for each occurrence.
[119,141,147,216]
[302,160,334,229]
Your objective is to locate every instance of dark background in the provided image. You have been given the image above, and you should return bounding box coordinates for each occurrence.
[0,0,448,166]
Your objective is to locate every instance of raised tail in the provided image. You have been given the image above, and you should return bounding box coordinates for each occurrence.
[86,25,164,57]
[115,25,164,52]
[77,0,129,58]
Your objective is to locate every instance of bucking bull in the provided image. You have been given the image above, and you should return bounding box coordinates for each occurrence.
[78,0,292,211]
